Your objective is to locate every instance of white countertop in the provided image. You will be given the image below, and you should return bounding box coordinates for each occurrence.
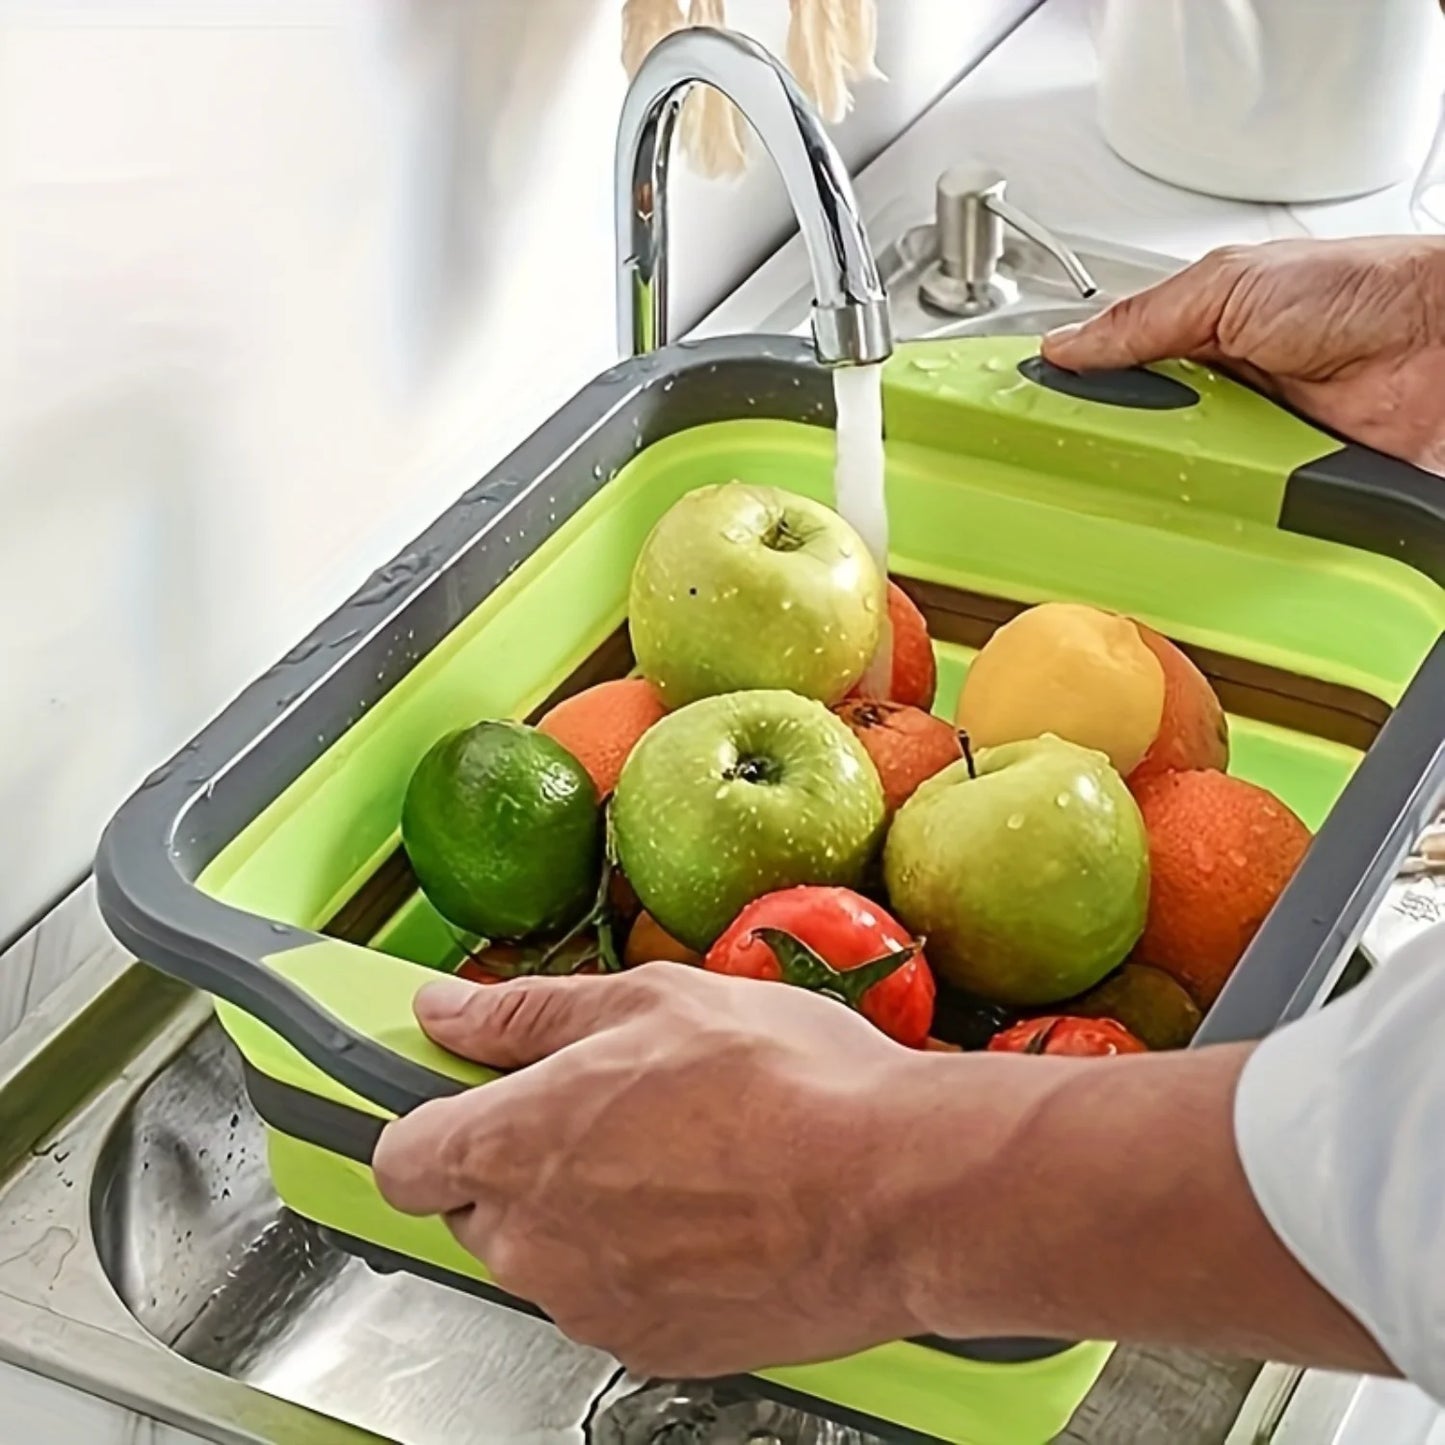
[699,0,1433,342]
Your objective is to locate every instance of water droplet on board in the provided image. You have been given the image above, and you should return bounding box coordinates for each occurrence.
[1055,792,1071,808]
[1006,813,1025,831]
[911,356,948,373]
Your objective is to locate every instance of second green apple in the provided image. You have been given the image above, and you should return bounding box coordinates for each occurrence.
[612,690,886,951]
[884,735,1149,1006]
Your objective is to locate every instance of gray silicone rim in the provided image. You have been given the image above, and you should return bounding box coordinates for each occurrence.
[93,333,1445,1383]
[95,335,835,1118]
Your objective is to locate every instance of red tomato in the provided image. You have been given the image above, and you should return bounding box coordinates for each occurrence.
[987,1016,1148,1057]
[705,887,935,1048]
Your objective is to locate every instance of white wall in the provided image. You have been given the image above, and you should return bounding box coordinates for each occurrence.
[0,0,1036,943]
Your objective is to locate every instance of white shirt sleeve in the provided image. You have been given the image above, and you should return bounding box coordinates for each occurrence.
[1235,923,1445,1403]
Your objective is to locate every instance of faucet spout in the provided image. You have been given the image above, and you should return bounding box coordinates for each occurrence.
[615,26,892,367]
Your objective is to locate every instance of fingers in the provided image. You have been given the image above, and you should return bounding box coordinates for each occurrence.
[376,966,700,1220]
[1043,247,1249,371]
[374,969,634,1217]
[373,1090,508,1219]
[412,970,648,1069]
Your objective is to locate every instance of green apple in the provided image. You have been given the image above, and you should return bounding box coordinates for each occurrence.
[611,690,887,951]
[883,735,1148,1005]
[629,482,885,708]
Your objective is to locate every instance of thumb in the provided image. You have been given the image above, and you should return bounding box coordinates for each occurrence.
[413,972,635,1070]
[1043,249,1243,371]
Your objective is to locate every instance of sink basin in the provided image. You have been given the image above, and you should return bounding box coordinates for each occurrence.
[0,944,879,1444]
[86,1017,874,1445]
[92,1025,617,1443]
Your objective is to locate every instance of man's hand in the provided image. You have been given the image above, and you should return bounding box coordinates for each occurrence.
[372,964,1389,1382]
[1042,237,1445,476]
[372,964,938,1379]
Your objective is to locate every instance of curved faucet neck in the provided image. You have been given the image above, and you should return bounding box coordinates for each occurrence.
[614,26,892,367]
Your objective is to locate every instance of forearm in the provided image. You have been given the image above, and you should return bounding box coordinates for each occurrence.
[881,1044,1392,1373]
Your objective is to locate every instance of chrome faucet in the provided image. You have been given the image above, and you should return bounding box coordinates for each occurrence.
[614,26,892,367]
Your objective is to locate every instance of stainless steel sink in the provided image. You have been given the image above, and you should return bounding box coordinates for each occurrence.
[91,1025,629,1444]
[0,953,873,1445]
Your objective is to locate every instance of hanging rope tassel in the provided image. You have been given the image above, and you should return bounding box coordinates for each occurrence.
[621,0,883,178]
[839,0,884,84]
[679,0,750,178]
[622,0,686,76]
[787,0,848,124]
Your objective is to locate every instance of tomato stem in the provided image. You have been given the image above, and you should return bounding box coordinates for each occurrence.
[748,927,920,1010]
[1022,1018,1062,1055]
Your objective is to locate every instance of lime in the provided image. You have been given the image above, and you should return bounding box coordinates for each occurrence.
[402,720,602,940]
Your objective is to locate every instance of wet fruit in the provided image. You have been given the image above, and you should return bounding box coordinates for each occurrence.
[611,690,887,951]
[846,581,938,710]
[957,603,1229,783]
[988,1016,1148,1056]
[537,677,668,796]
[628,483,885,707]
[958,603,1164,775]
[832,698,963,815]
[1128,626,1229,785]
[705,886,935,1047]
[884,736,1149,1006]
[402,720,603,940]
[624,912,703,968]
[1059,962,1202,1050]
[1133,770,1312,1007]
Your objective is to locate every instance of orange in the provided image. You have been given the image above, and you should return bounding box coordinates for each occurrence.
[537,678,667,796]
[1134,770,1312,1008]
[1129,625,1229,785]
[848,581,937,710]
[624,911,703,968]
[833,699,963,815]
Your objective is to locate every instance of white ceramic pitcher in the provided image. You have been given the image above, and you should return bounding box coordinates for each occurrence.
[1096,0,1445,203]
